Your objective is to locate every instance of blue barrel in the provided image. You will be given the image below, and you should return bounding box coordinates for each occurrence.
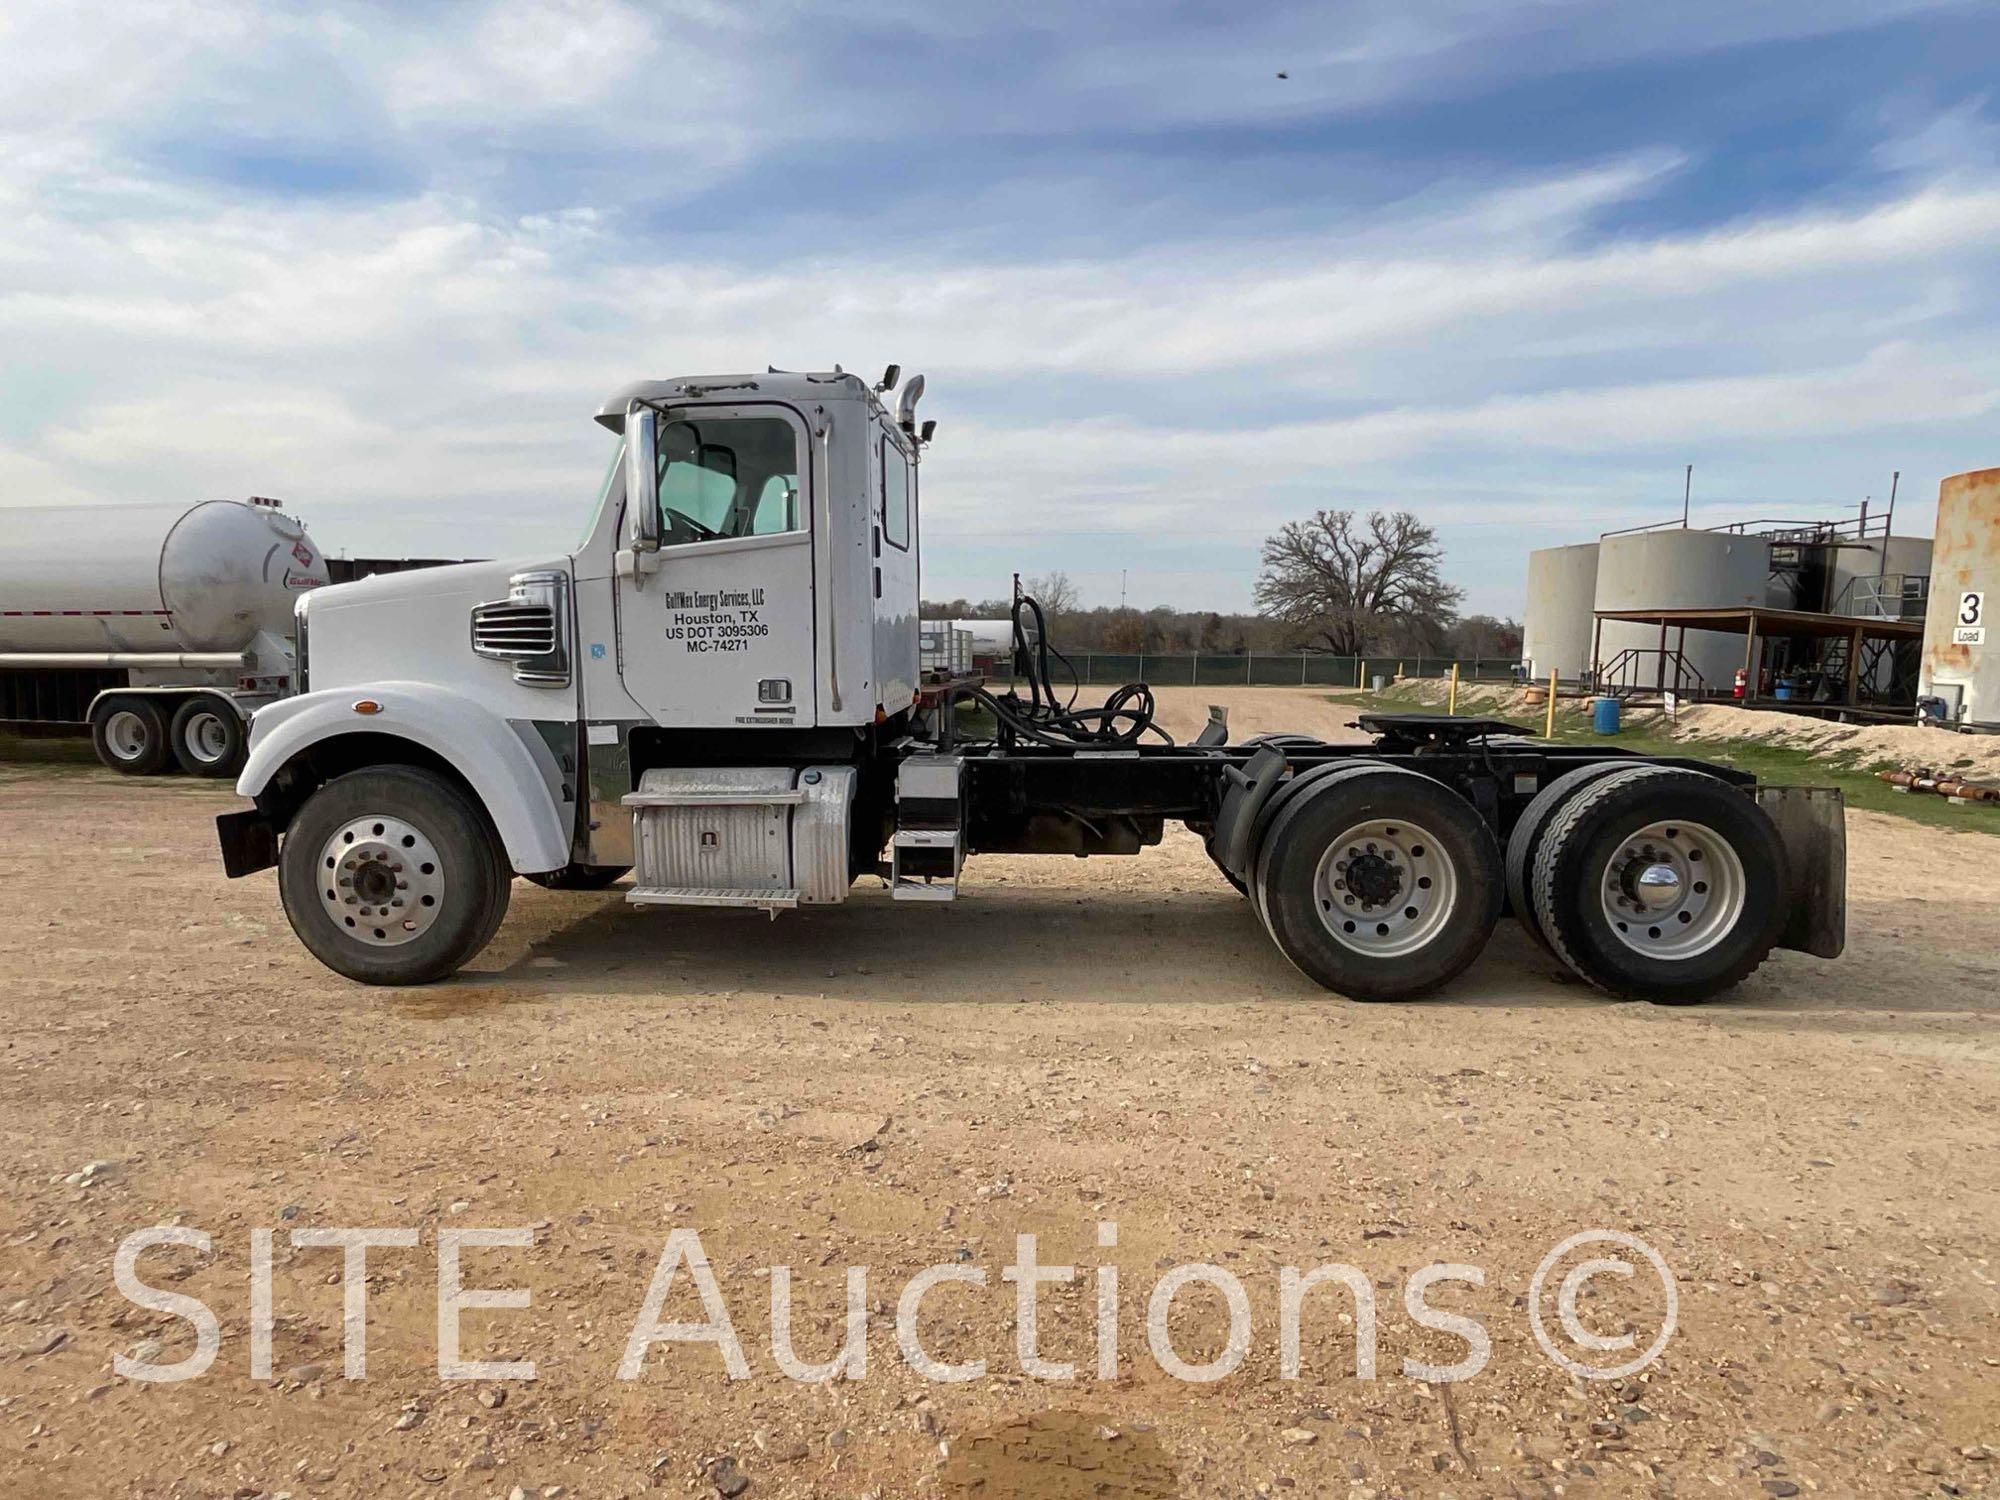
[1773,681,1795,701]
[1592,696,1622,735]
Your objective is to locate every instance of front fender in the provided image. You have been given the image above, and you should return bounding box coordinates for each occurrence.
[237,682,571,873]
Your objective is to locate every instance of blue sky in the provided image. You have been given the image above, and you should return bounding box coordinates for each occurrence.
[3,2,1998,616]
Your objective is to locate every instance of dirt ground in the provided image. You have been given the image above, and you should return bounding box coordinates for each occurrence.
[3,687,1997,1499]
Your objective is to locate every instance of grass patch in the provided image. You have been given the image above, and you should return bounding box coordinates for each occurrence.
[1339,689,2000,837]
[0,731,98,767]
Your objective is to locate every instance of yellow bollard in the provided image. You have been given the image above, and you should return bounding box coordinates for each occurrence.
[1448,663,1459,716]
[1544,668,1559,739]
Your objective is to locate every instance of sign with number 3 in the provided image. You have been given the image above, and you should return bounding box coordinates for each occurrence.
[1954,590,1986,646]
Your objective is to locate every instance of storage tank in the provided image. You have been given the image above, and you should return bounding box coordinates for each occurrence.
[1830,534,1934,618]
[0,500,328,655]
[1919,468,2000,727]
[1594,530,1769,692]
[954,619,1018,658]
[1521,542,1599,681]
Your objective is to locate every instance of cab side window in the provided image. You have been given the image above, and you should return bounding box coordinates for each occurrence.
[881,435,912,550]
[653,416,802,547]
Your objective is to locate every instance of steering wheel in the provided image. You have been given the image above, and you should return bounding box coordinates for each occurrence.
[663,507,720,542]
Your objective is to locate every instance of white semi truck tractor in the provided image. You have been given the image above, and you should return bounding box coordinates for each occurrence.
[217,367,1847,1001]
[1,498,329,775]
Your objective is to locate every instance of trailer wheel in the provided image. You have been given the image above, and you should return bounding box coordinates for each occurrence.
[278,766,510,986]
[524,864,630,891]
[90,698,172,775]
[169,698,246,778]
[1254,768,1502,1001]
[1504,762,1632,950]
[1530,766,1787,1004]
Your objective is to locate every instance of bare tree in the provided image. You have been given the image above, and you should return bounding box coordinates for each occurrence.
[1025,570,1080,619]
[1255,509,1464,656]
[1445,613,1522,659]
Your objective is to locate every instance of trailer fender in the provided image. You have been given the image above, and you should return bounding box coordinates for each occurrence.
[236,683,571,873]
[1209,744,1290,883]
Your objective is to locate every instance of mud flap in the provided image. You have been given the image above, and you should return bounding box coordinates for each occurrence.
[1755,785,1845,959]
[216,807,278,878]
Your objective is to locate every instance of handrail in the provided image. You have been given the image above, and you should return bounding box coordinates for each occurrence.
[1595,647,1708,697]
[1600,512,1890,543]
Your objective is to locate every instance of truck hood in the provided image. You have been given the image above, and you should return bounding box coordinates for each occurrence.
[305,556,564,614]
[301,555,574,698]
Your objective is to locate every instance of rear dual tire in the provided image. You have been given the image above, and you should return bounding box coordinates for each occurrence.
[89,696,246,777]
[1254,768,1502,1002]
[1527,766,1787,1004]
[91,699,172,775]
[169,698,246,778]
[1504,761,1631,950]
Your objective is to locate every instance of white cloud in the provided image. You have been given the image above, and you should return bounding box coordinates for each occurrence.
[2,1,1998,615]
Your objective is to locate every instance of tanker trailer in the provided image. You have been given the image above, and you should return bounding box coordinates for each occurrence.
[0,498,329,775]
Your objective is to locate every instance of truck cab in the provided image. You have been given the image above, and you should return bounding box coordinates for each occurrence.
[223,369,934,977]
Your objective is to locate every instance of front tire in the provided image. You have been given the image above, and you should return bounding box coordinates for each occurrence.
[91,698,172,775]
[1253,768,1502,1001]
[169,698,246,778]
[279,766,510,985]
[1530,766,1787,1004]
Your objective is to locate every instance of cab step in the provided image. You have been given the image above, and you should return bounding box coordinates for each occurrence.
[626,885,800,911]
[890,829,960,902]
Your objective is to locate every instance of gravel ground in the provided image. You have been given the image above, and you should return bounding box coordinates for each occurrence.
[2,691,1996,1499]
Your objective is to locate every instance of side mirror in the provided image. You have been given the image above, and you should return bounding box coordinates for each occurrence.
[876,363,901,393]
[625,406,660,552]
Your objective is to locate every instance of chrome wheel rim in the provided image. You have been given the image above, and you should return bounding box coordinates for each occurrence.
[183,710,231,765]
[1313,818,1459,957]
[317,815,446,947]
[1599,819,1744,959]
[105,710,150,761]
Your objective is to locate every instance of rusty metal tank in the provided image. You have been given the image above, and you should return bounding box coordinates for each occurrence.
[1919,467,2000,727]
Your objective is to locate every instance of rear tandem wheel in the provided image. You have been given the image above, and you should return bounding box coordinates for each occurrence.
[1251,766,1503,1002]
[1529,765,1789,1004]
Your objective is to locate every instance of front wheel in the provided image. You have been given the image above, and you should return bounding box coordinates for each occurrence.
[278,766,510,985]
[1253,767,1502,1001]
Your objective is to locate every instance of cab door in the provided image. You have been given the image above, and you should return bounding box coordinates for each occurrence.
[614,403,817,729]
[872,426,920,712]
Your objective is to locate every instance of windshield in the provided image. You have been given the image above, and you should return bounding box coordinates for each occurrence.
[575,437,625,552]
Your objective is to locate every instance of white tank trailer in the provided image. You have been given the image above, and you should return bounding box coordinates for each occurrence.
[1919,467,2000,729]
[0,499,330,775]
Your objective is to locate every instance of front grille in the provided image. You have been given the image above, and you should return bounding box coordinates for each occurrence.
[471,603,557,659]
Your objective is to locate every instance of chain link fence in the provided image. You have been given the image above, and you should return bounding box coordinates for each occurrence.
[985,653,1523,688]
